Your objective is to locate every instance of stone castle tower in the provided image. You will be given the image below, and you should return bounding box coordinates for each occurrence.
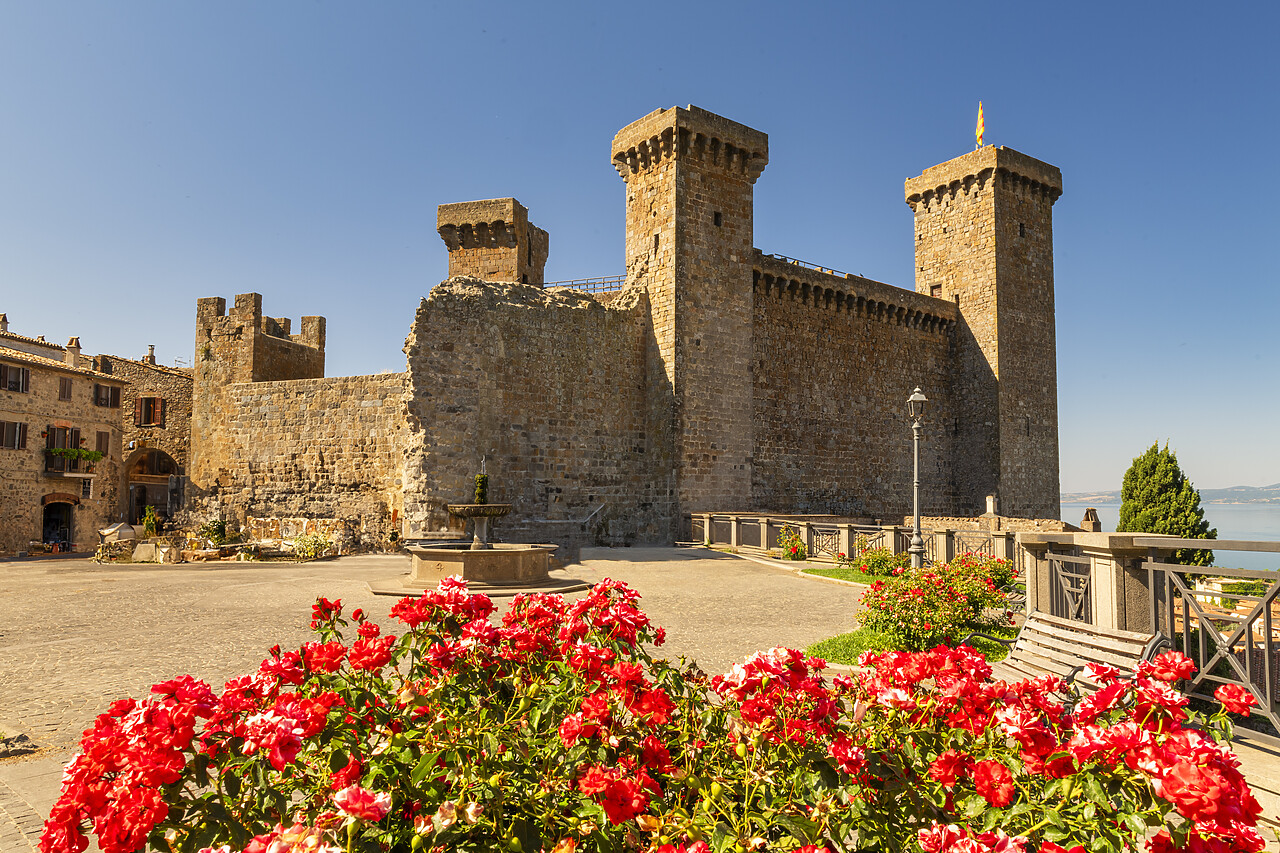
[905,147,1063,518]
[611,106,769,514]
[437,198,549,285]
[189,293,326,488]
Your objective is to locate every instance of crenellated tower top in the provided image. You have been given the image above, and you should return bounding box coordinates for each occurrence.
[437,198,548,285]
[905,145,1061,212]
[612,105,768,184]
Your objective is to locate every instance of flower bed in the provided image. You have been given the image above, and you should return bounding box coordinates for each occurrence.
[859,555,1015,650]
[41,580,1265,853]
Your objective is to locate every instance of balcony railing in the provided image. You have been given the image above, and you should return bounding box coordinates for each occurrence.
[44,449,90,475]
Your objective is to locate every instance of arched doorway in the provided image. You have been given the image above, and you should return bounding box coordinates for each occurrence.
[126,448,181,525]
[42,502,73,550]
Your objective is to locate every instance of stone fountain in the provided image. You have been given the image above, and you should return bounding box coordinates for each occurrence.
[370,470,589,597]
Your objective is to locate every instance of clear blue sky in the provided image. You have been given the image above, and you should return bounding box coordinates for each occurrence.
[1,2,1275,494]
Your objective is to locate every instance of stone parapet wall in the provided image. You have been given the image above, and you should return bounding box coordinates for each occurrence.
[913,514,1075,533]
[403,277,673,547]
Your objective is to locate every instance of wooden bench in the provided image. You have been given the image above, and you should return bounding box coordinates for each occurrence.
[963,611,1166,690]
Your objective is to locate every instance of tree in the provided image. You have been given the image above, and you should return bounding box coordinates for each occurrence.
[1117,442,1217,565]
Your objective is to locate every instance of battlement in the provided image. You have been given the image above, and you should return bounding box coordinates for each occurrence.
[437,198,548,284]
[752,252,958,335]
[612,105,768,183]
[904,145,1062,211]
[197,292,326,351]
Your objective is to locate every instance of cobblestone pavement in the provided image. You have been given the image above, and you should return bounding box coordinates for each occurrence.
[0,547,865,851]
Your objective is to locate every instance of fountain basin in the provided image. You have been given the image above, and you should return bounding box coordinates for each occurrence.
[446,503,512,550]
[365,542,590,598]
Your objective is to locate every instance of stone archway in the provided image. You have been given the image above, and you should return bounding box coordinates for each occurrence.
[125,448,181,525]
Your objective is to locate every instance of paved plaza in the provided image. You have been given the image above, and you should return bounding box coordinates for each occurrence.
[0,547,866,851]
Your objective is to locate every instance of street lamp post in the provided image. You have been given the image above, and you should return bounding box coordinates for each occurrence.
[907,387,928,568]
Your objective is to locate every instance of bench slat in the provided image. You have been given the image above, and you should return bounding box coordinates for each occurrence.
[1018,625,1152,666]
[1019,620,1150,655]
[1032,612,1154,644]
[1016,632,1146,672]
[989,611,1158,692]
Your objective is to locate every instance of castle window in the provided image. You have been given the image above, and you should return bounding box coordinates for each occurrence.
[1019,222,1026,238]
[714,211,722,227]
[653,234,660,252]
[59,377,72,400]
[930,285,942,299]
[0,363,30,393]
[136,396,164,427]
[0,420,26,449]
[94,384,121,408]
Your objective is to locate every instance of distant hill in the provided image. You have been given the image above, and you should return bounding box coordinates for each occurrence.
[1062,483,1280,505]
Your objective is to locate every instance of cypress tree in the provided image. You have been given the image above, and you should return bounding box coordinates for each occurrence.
[1116,442,1217,565]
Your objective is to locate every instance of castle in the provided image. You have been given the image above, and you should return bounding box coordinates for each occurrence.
[187,105,1063,550]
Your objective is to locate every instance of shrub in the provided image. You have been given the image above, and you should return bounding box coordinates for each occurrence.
[141,505,159,537]
[859,556,1011,650]
[39,581,1265,853]
[474,473,489,505]
[196,518,227,547]
[292,532,331,561]
[777,524,807,560]
[842,547,908,576]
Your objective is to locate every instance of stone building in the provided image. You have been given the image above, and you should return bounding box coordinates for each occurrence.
[186,105,1063,549]
[0,316,129,554]
[93,347,193,525]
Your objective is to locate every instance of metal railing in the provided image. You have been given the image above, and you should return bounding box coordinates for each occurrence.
[690,513,1016,565]
[44,449,86,474]
[545,275,626,295]
[1142,538,1280,743]
[765,254,851,278]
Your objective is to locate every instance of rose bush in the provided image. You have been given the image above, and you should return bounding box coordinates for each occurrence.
[859,555,1015,650]
[835,548,909,577]
[41,579,1266,853]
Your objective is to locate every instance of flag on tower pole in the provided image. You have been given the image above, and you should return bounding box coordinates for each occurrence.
[975,102,984,149]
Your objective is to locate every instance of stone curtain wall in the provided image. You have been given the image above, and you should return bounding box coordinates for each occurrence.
[403,278,672,547]
[188,372,407,545]
[750,254,960,518]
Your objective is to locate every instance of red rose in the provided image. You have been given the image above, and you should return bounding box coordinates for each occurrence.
[927,749,972,789]
[1145,650,1196,683]
[973,759,1015,807]
[1214,683,1259,717]
[347,636,395,672]
[333,784,391,821]
[1160,761,1231,822]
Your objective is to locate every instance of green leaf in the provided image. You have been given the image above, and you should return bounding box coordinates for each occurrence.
[775,814,819,844]
[1083,775,1107,804]
[411,751,440,784]
[960,796,988,820]
[980,807,1002,832]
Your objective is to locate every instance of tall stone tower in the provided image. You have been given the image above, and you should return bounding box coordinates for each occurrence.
[612,106,768,515]
[437,198,549,284]
[905,146,1063,518]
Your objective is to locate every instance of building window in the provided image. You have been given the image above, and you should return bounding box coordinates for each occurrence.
[96,431,110,455]
[930,284,943,298]
[0,364,30,393]
[714,211,723,227]
[94,384,121,408]
[136,396,164,427]
[45,426,82,473]
[81,478,92,500]
[0,421,26,449]
[59,377,73,400]
[1019,222,1026,238]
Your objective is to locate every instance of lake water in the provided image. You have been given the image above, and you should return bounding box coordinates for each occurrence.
[1060,502,1280,572]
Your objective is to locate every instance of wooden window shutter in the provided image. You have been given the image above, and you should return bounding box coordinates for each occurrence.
[134,396,143,426]
[71,427,80,448]
[157,397,165,427]
[46,425,55,449]
[17,423,26,450]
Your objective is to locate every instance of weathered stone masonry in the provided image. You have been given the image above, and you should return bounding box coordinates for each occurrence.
[186,105,1062,549]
